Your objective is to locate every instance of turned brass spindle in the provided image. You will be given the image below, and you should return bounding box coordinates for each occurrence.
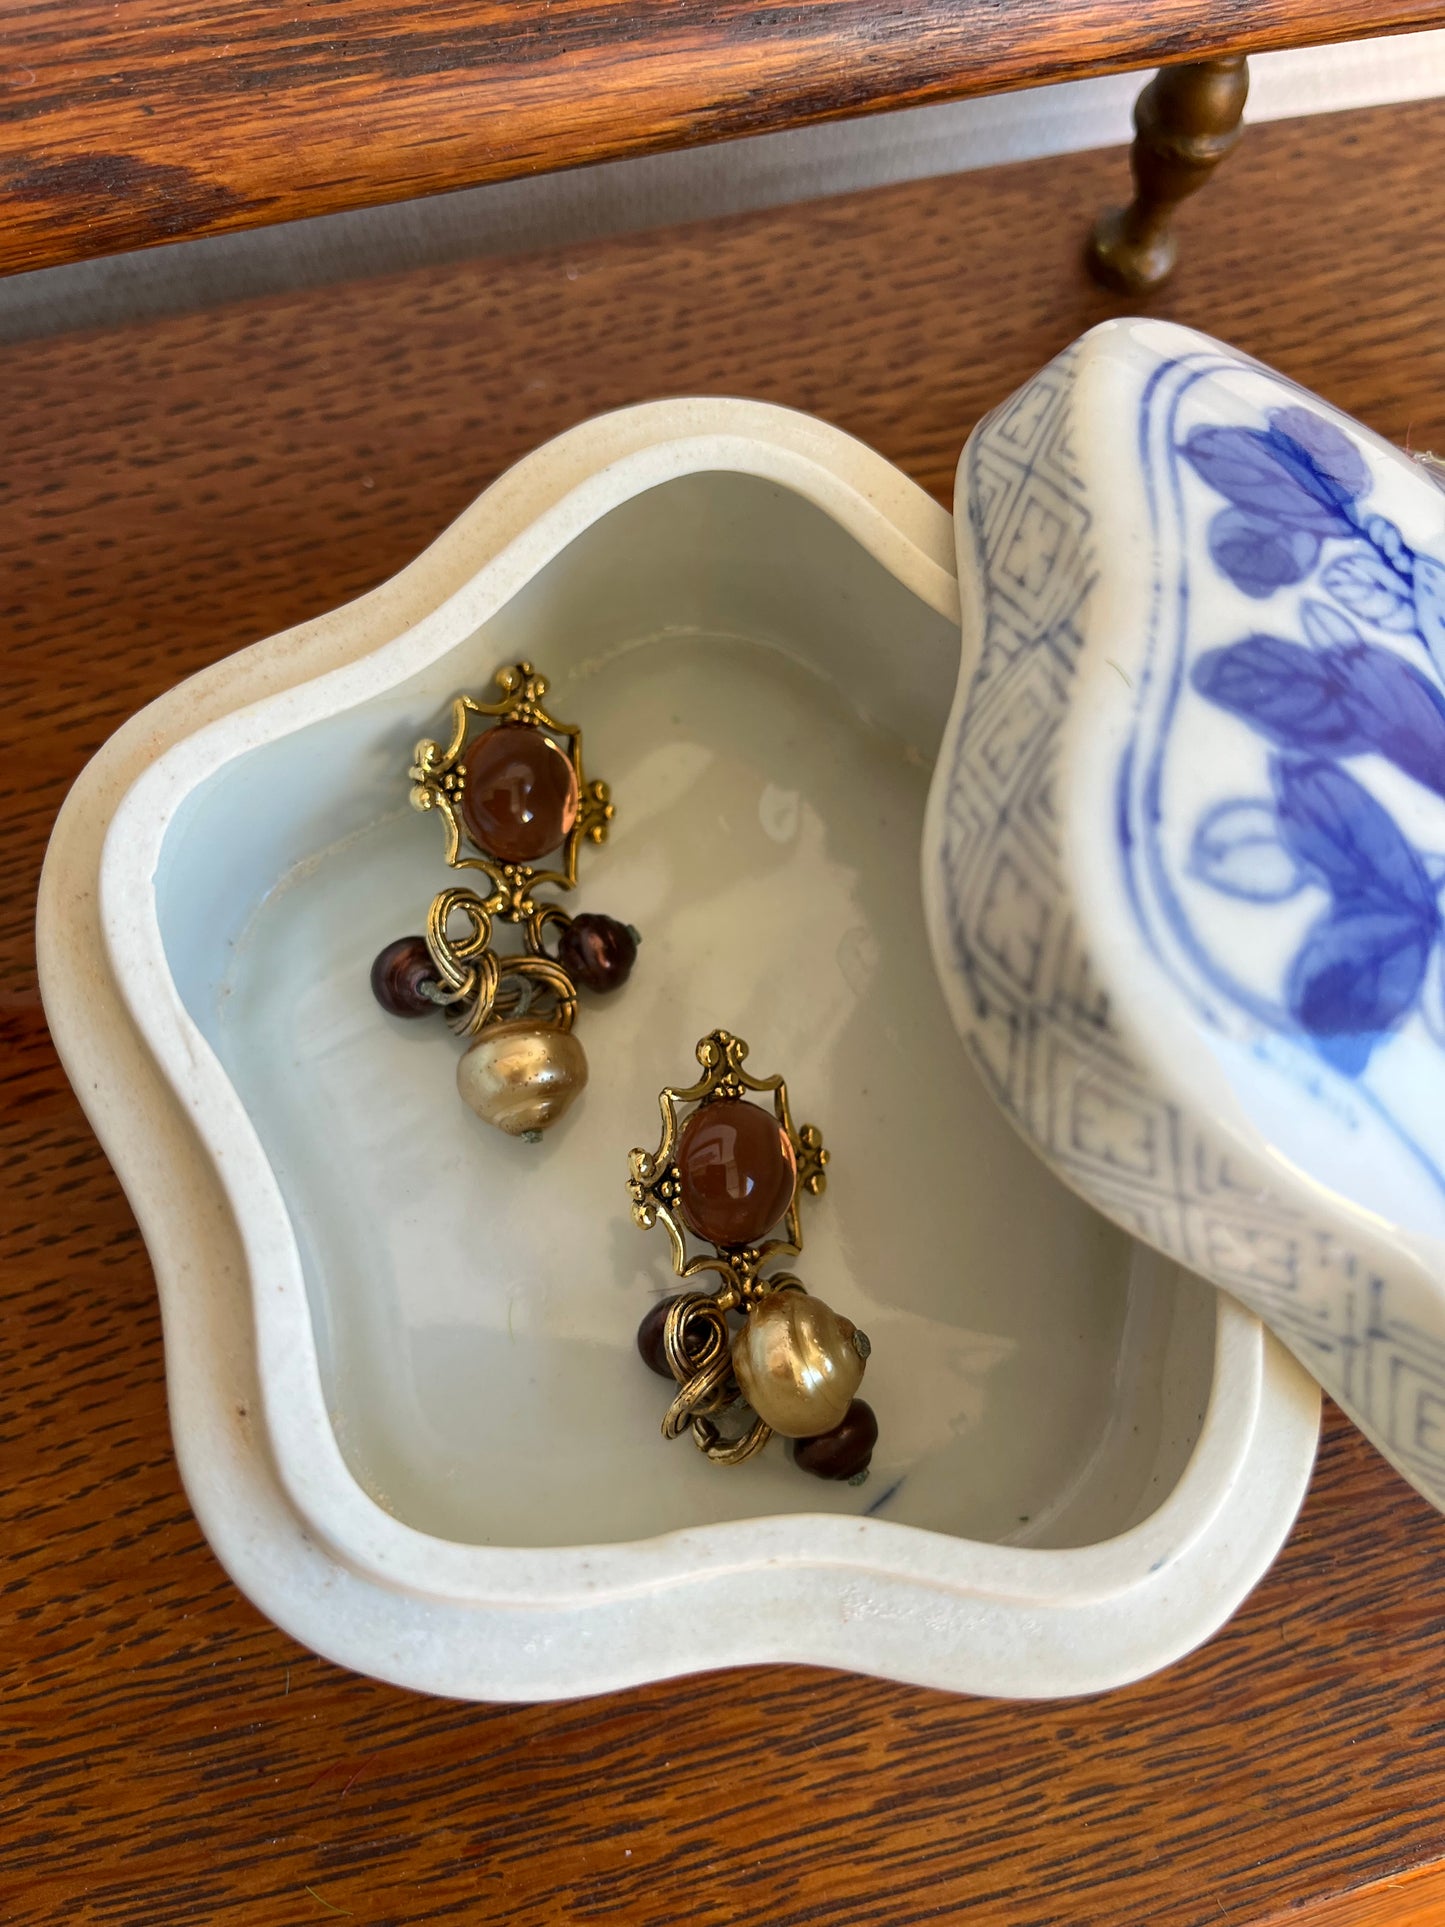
[1088,57,1250,295]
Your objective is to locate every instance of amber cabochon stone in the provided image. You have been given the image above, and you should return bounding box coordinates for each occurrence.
[459,723,579,862]
[675,1098,797,1248]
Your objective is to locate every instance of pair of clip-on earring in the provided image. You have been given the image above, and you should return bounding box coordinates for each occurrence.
[370,663,876,1485]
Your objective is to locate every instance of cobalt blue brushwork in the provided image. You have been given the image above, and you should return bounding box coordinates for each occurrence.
[933,324,1445,1513]
[1181,402,1445,1074]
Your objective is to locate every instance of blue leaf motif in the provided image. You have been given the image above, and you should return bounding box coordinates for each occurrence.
[1286,905,1435,1075]
[1190,799,1305,900]
[1300,600,1359,650]
[1193,636,1445,799]
[1331,641,1445,800]
[1321,551,1416,632]
[1268,406,1372,499]
[1414,553,1445,686]
[1179,400,1445,1079]
[1271,756,1436,916]
[1271,757,1438,1073]
[1208,509,1319,597]
[1192,636,1369,753]
[1181,425,1355,535]
[1421,942,1445,1049]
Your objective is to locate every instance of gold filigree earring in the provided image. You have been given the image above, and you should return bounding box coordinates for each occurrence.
[628,1029,877,1482]
[370,662,637,1139]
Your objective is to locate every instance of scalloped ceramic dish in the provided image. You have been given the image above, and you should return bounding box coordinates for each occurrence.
[39,392,1318,1701]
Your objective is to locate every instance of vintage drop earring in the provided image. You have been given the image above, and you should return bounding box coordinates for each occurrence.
[370,662,637,1138]
[628,1029,877,1481]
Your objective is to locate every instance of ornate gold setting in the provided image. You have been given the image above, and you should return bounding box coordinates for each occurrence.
[629,1029,833,1465]
[628,1029,827,1302]
[406,664,616,1042]
[408,660,614,914]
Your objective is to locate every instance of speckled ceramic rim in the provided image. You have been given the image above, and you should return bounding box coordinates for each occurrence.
[39,397,1319,1699]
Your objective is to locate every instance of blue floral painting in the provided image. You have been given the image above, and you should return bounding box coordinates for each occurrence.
[941,334,1445,1501]
[1177,403,1445,1075]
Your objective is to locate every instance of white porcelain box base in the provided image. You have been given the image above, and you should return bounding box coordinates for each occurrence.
[39,397,1318,1700]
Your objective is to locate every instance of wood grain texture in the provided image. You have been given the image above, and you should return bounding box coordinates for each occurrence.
[5,101,1445,1927]
[3,0,1444,276]
[1261,1865,1445,1927]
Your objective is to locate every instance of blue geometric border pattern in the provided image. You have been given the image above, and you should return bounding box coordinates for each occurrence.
[937,346,1445,1502]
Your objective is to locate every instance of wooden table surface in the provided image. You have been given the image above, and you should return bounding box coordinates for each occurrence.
[8,99,1445,1927]
[4,0,1444,277]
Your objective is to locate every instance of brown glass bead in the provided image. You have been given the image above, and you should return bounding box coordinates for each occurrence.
[459,723,579,863]
[557,913,638,993]
[675,1098,797,1249]
[792,1399,878,1481]
[636,1295,685,1379]
[370,935,440,1017]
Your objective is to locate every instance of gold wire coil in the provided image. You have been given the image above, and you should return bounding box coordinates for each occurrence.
[691,1412,771,1466]
[425,885,580,1038]
[527,901,573,955]
[453,956,579,1039]
[426,887,493,991]
[659,1296,734,1437]
[659,1293,774,1465]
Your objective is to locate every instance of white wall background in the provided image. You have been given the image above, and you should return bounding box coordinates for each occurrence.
[5,28,1444,342]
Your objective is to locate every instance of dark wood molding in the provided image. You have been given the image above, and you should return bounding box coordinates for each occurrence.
[2,1,1442,275]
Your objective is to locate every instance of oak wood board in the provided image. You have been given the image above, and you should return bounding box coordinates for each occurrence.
[5,100,1445,1927]
[3,0,1445,275]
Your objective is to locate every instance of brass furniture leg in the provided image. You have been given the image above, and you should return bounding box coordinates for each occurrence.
[1088,57,1250,294]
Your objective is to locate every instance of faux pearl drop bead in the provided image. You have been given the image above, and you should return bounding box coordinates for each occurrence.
[456,1019,587,1136]
[731,1292,868,1438]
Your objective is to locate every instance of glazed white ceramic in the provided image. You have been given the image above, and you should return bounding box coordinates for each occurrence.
[928,316,1445,1513]
[41,396,1317,1701]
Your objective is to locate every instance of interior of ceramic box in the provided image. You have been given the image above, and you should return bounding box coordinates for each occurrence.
[153,470,1217,1551]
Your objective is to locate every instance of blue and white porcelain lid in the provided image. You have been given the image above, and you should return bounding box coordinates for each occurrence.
[926,317,1445,1512]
